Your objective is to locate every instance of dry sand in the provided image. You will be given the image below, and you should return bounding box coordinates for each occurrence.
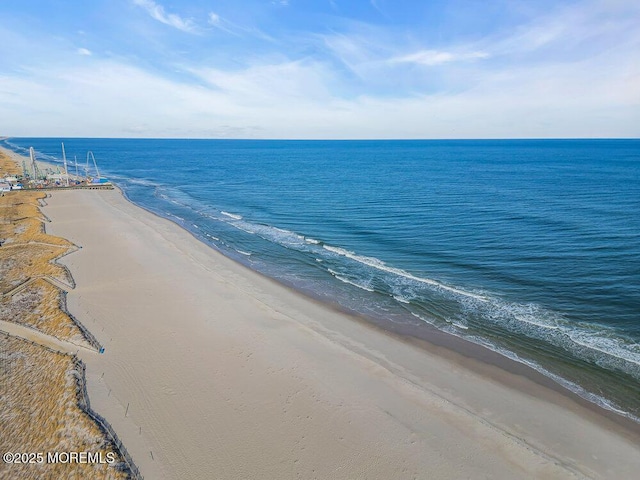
[43,188,640,479]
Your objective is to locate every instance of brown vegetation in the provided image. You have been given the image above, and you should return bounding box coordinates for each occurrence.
[0,152,132,479]
[0,149,21,176]
[0,190,83,343]
[0,279,86,343]
[0,334,127,479]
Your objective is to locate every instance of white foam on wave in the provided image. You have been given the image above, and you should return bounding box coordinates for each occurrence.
[273,226,305,243]
[199,210,318,258]
[567,330,640,368]
[322,245,488,301]
[327,269,375,292]
[228,220,311,251]
[393,295,411,304]
[3,140,28,154]
[410,312,437,327]
[128,178,159,187]
[411,312,469,331]
[164,212,185,221]
[477,300,563,332]
[235,225,256,235]
[514,314,560,330]
[221,211,242,220]
[451,320,469,330]
[460,295,640,379]
[155,190,192,209]
[235,249,251,256]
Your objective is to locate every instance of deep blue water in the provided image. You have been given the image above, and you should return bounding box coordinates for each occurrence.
[5,138,640,420]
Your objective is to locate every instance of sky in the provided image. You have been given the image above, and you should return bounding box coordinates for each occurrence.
[0,0,638,139]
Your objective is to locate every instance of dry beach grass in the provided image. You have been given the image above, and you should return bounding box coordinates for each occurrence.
[0,335,127,479]
[0,151,130,479]
[0,189,85,343]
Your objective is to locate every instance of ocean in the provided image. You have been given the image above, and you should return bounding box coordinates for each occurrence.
[4,138,639,421]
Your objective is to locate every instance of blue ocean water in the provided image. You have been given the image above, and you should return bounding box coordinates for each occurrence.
[5,138,640,420]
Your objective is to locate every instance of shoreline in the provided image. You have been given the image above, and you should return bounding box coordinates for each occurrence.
[42,186,640,478]
[116,176,640,434]
[5,139,637,428]
[4,144,640,478]
[3,140,638,426]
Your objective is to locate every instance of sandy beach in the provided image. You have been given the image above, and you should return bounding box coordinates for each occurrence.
[40,187,640,479]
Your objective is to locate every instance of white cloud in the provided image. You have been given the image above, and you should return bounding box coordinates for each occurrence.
[1,0,639,139]
[77,48,92,56]
[480,0,640,59]
[207,11,239,36]
[188,60,334,106]
[208,12,221,26]
[320,30,392,79]
[391,50,489,66]
[132,0,197,33]
[2,45,637,140]
[207,11,274,40]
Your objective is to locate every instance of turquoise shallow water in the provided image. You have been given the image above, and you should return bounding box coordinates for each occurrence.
[5,138,640,420]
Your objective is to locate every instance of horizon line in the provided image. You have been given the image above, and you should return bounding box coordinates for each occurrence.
[3,136,640,142]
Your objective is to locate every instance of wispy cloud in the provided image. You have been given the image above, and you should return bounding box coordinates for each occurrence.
[208,12,221,26]
[1,47,638,139]
[1,0,639,138]
[369,0,383,15]
[132,0,197,33]
[207,12,244,37]
[207,12,234,35]
[188,60,334,105]
[207,11,275,41]
[478,0,640,60]
[391,50,489,66]
[320,29,392,79]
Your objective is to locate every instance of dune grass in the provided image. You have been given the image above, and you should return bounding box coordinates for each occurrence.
[0,150,21,176]
[0,152,133,478]
[0,334,128,479]
[0,279,86,343]
[0,190,82,344]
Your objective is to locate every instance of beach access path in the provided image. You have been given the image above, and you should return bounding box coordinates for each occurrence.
[43,188,640,480]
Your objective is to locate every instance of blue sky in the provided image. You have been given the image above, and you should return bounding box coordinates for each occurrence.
[0,0,638,138]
